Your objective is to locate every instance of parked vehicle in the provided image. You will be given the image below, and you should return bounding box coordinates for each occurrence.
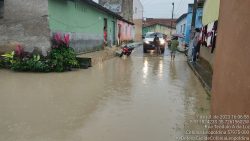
[120,45,134,57]
[143,32,166,53]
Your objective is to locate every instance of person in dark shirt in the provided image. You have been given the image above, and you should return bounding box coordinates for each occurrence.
[153,34,160,54]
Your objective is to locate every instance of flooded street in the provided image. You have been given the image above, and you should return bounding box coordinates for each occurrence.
[0,46,210,141]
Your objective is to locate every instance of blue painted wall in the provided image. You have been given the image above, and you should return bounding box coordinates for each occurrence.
[181,4,203,44]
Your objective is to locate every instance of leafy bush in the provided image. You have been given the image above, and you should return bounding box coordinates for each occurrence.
[11,55,50,72]
[0,59,3,68]
[1,33,79,72]
[1,51,15,68]
[50,33,79,72]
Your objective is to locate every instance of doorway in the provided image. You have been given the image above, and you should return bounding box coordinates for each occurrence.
[112,21,116,45]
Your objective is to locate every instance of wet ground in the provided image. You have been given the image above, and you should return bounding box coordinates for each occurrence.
[0,46,210,141]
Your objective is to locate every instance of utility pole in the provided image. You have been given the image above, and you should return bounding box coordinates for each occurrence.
[191,0,198,39]
[170,2,174,36]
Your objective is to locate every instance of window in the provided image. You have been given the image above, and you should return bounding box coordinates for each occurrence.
[183,24,186,34]
[134,7,137,14]
[0,0,4,18]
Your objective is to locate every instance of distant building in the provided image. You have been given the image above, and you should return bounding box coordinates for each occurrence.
[143,18,176,39]
[176,13,188,48]
[99,0,143,41]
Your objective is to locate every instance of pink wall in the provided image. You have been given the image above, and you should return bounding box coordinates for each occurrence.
[117,20,134,42]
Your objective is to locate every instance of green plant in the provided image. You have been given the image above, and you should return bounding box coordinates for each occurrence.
[0,59,3,68]
[50,47,79,72]
[11,55,51,72]
[50,33,79,72]
[2,34,79,72]
[1,51,15,65]
[11,55,50,72]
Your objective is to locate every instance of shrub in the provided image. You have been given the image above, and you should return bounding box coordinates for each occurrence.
[1,51,15,68]
[50,33,79,72]
[0,58,3,68]
[11,55,50,72]
[1,33,79,72]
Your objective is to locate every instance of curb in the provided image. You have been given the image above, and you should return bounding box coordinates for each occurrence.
[187,61,211,97]
[76,42,142,66]
[77,47,119,66]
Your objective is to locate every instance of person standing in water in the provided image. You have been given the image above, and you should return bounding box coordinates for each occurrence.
[170,36,179,61]
[153,34,160,55]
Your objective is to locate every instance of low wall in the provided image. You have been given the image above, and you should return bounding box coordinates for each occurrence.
[0,17,51,55]
[51,31,103,54]
[0,0,51,56]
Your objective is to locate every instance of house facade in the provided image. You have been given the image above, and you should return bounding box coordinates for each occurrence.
[211,1,250,138]
[132,0,143,41]
[142,24,175,38]
[199,0,220,69]
[0,0,133,55]
[99,0,143,41]
[176,13,187,48]
[184,4,203,45]
[117,20,134,43]
[143,18,176,39]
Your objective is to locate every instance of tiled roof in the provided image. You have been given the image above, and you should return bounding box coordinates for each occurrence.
[143,18,177,28]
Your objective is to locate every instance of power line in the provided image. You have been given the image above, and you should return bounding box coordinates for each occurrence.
[175,0,184,14]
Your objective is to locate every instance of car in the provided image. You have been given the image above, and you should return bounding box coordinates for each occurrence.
[143,32,166,53]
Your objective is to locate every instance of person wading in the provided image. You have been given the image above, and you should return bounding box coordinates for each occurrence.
[170,36,179,61]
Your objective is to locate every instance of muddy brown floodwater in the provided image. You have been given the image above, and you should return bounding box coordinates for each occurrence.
[0,46,210,141]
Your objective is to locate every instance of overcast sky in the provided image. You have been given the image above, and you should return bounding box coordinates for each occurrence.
[141,0,194,19]
[93,0,194,19]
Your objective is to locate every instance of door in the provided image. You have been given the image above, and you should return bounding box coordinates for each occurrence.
[103,18,108,45]
[112,21,116,45]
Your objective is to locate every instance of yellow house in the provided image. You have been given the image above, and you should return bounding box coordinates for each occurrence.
[199,0,220,69]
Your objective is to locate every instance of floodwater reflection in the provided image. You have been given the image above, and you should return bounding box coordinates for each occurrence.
[0,47,210,141]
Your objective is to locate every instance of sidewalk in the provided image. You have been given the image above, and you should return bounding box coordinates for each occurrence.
[187,59,213,96]
[77,42,142,66]
[77,47,118,66]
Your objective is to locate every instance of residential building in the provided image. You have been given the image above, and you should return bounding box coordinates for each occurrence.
[99,0,133,22]
[117,20,134,44]
[176,13,187,48]
[99,0,143,41]
[176,14,187,35]
[143,18,176,39]
[133,0,143,42]
[199,0,220,69]
[0,0,133,55]
[211,1,250,139]
[183,3,204,45]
